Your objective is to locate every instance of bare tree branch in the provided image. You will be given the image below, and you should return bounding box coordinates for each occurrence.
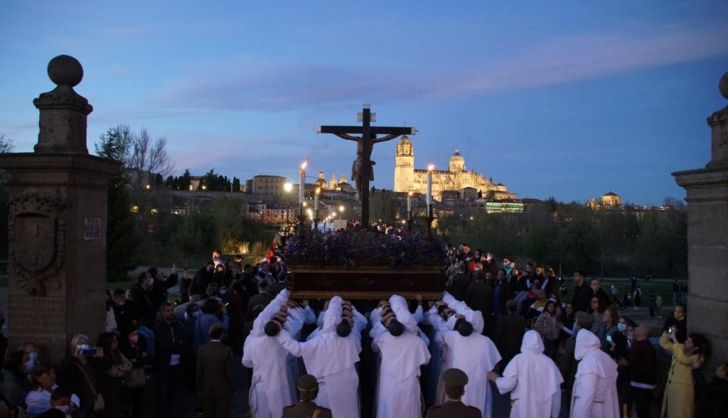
[0,134,14,153]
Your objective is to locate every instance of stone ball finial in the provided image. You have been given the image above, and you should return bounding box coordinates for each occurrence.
[720,72,728,100]
[47,55,83,87]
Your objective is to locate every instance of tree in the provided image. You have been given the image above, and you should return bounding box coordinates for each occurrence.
[95,126,137,282]
[127,128,174,191]
[0,134,14,153]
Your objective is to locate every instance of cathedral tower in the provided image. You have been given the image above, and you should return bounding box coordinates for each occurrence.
[394,135,415,192]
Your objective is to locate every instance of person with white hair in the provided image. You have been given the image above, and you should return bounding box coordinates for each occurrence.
[276,296,361,418]
[370,295,431,418]
[488,330,563,418]
[570,329,619,418]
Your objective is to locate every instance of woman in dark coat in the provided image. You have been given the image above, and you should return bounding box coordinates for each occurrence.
[119,327,151,418]
[56,334,103,418]
[95,333,131,418]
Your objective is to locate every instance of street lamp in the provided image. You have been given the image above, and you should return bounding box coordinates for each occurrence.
[426,165,435,237]
[407,191,413,231]
[283,182,293,193]
[314,187,321,230]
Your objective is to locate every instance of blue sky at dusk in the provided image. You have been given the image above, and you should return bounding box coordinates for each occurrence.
[1,1,727,204]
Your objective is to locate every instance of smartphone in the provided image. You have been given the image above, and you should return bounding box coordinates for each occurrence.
[606,334,613,344]
[78,344,96,357]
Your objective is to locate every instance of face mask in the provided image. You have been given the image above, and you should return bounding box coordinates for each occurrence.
[192,310,202,318]
[675,312,685,320]
[146,278,154,286]
[55,405,70,414]
[24,358,35,373]
[219,289,227,296]
[617,323,627,333]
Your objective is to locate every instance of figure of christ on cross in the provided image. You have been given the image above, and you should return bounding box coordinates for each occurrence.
[318,105,414,227]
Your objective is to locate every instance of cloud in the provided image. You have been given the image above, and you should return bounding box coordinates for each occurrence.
[150,57,435,111]
[149,23,728,113]
[447,24,728,96]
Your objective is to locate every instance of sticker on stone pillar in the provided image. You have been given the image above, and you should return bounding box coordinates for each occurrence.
[83,217,102,241]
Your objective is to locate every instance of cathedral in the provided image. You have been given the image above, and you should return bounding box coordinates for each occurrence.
[393,136,516,201]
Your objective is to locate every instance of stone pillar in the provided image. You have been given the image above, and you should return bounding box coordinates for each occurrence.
[673,72,728,372]
[0,55,117,362]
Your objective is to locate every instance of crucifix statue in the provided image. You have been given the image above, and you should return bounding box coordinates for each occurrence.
[318,105,414,227]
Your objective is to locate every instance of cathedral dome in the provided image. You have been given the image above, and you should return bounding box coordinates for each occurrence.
[449,149,465,172]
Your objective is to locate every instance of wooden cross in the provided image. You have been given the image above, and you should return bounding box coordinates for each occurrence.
[318,105,414,227]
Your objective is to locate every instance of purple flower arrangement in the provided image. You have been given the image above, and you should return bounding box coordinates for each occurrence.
[284,228,445,269]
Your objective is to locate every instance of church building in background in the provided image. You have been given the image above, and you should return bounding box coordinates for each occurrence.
[393,136,516,201]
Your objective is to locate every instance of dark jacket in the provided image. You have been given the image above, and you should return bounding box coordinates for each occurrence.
[56,357,100,412]
[425,400,481,418]
[120,338,153,373]
[465,279,492,319]
[701,375,728,418]
[150,274,178,307]
[628,339,656,386]
[571,282,592,313]
[448,273,470,301]
[282,400,333,418]
[112,300,135,333]
[154,318,185,369]
[246,292,273,320]
[662,315,687,343]
[196,341,234,397]
[494,313,525,361]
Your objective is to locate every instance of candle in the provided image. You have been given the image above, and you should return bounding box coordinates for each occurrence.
[426,165,434,210]
[299,161,307,205]
[314,187,320,213]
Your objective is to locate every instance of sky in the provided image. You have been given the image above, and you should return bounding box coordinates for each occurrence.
[1,1,727,205]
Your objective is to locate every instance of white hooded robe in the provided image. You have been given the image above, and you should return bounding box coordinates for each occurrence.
[570,330,619,418]
[495,330,563,418]
[276,296,361,418]
[242,290,294,418]
[370,296,431,418]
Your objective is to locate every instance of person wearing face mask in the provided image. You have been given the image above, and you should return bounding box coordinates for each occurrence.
[130,271,156,323]
[22,341,40,375]
[25,366,80,418]
[605,316,630,418]
[147,265,179,310]
[56,334,104,417]
[662,304,687,343]
[36,388,74,418]
[119,327,151,418]
[1,350,31,410]
[625,325,657,418]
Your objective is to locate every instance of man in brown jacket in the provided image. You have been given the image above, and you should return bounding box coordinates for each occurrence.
[196,322,234,418]
[282,374,332,418]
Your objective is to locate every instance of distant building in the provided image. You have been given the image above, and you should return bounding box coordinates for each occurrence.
[485,200,525,214]
[600,191,622,207]
[246,175,287,196]
[246,201,295,224]
[393,136,516,201]
[587,191,623,209]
